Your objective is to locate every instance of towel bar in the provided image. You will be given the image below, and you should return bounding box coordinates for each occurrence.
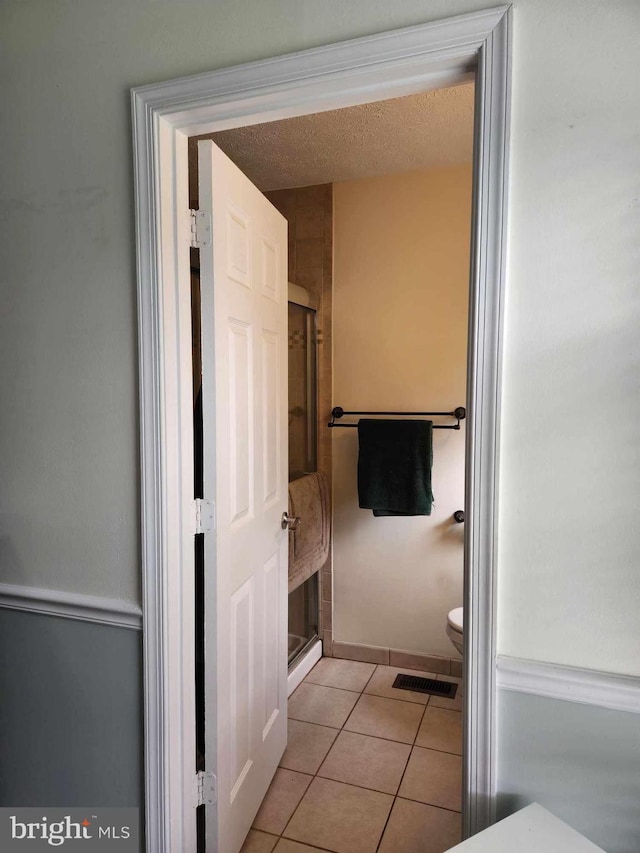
[328,406,465,430]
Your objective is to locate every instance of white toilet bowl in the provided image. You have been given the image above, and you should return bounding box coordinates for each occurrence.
[446,606,464,656]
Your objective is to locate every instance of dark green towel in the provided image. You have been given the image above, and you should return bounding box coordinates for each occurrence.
[357,419,434,516]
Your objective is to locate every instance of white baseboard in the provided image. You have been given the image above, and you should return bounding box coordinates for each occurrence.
[497,655,640,715]
[0,582,143,631]
[288,639,322,697]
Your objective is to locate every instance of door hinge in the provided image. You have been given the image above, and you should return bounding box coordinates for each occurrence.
[197,770,217,807]
[194,498,215,535]
[189,209,212,249]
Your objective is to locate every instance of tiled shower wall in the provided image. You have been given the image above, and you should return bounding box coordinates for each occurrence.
[265,185,333,655]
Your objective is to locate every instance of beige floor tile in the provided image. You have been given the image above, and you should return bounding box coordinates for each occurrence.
[430,676,463,712]
[378,798,461,853]
[288,683,359,728]
[318,730,411,794]
[363,665,437,704]
[241,829,279,852]
[252,768,313,835]
[274,840,332,852]
[415,707,463,755]
[344,694,425,744]
[280,719,338,774]
[305,657,376,692]
[398,746,462,811]
[283,777,393,853]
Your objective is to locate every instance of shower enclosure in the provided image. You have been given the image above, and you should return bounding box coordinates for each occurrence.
[288,298,319,666]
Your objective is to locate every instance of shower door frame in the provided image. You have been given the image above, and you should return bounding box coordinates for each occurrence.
[287,297,320,669]
[132,6,511,851]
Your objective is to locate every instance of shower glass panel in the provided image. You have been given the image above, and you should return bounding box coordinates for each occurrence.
[288,302,317,481]
[288,299,319,667]
[288,573,319,664]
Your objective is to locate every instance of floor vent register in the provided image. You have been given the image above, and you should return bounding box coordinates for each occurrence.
[392,673,458,698]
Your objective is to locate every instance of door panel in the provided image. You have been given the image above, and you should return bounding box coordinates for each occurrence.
[261,330,280,503]
[198,139,288,853]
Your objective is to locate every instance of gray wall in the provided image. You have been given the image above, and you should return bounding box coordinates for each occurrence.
[497,689,640,853]
[1,0,639,843]
[0,610,143,812]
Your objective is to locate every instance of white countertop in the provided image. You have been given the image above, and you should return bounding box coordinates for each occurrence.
[449,804,606,852]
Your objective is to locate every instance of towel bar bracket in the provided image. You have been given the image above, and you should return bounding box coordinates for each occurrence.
[328,406,466,430]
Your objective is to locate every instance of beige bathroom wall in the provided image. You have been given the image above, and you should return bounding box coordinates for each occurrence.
[332,165,472,657]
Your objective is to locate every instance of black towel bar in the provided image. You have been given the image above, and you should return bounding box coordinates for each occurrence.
[328,406,466,430]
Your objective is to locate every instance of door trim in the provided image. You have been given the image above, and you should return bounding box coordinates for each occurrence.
[131,6,511,850]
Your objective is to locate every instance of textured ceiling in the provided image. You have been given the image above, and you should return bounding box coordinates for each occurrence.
[190,82,474,192]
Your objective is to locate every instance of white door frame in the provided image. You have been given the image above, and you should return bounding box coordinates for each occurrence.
[131,6,511,851]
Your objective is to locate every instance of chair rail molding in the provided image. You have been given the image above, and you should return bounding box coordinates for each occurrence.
[0,583,142,631]
[497,655,640,716]
[131,6,511,850]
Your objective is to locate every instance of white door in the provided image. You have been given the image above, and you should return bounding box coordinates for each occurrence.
[198,139,289,853]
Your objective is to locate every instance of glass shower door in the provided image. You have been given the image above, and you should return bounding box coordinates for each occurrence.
[287,300,319,666]
[288,302,317,481]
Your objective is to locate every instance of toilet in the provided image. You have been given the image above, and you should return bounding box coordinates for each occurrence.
[446,606,464,655]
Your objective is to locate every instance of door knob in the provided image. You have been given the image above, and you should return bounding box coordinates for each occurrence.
[281,512,302,531]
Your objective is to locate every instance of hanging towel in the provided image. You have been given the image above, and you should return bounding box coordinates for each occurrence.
[288,472,330,593]
[357,419,434,516]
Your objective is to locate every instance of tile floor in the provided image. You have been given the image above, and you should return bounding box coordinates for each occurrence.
[241,657,463,853]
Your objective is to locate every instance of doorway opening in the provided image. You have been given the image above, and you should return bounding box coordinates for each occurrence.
[189,80,474,850]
